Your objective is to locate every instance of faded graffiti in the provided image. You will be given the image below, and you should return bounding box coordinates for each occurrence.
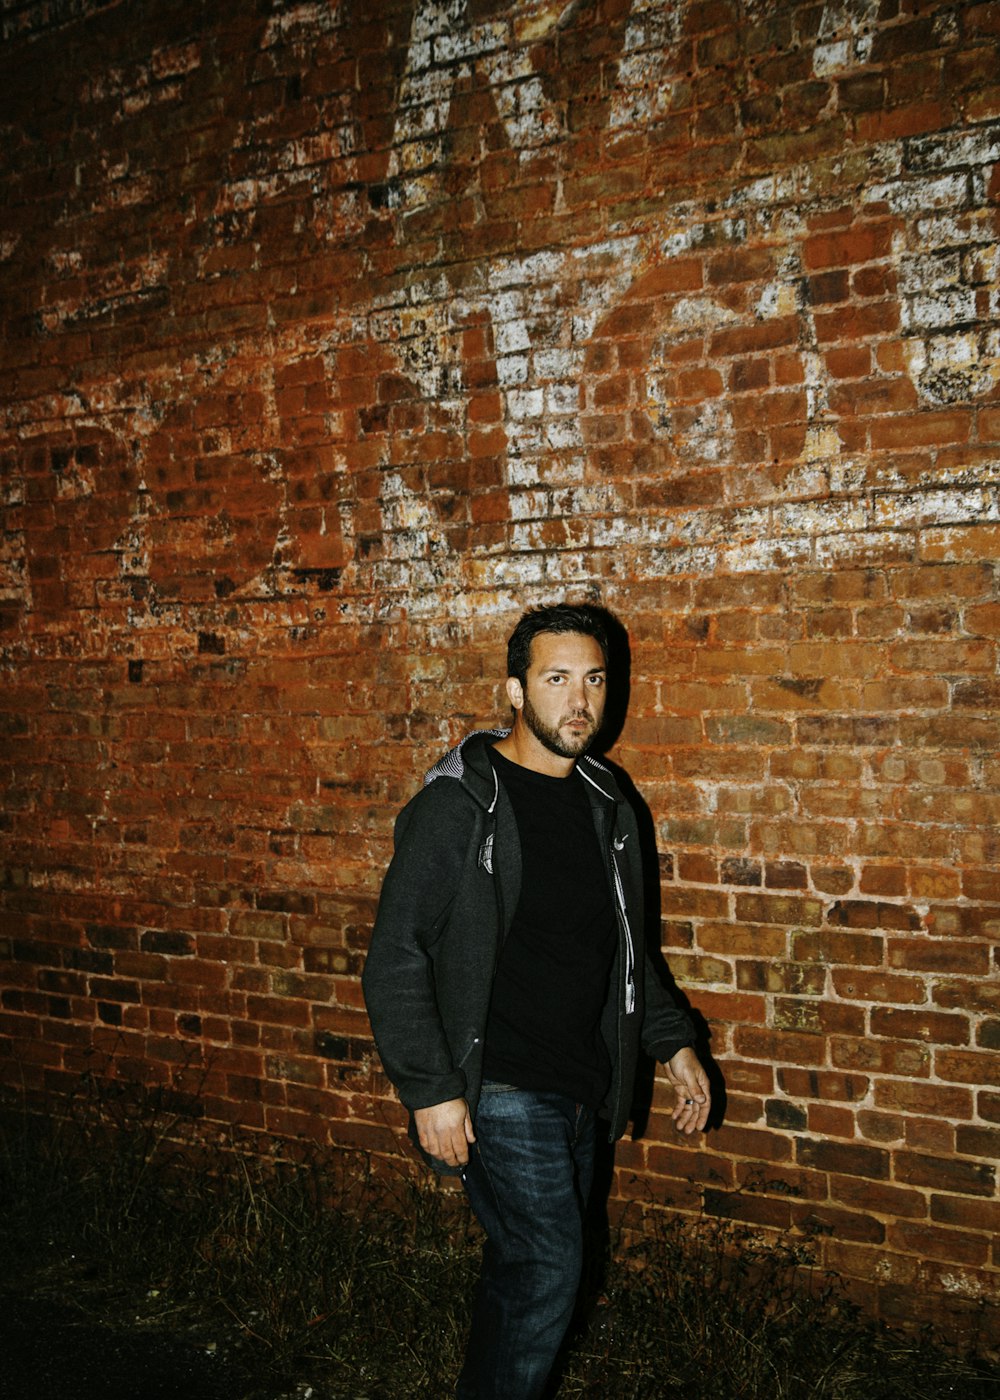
[4,0,999,625]
[873,126,1000,408]
[812,0,881,76]
[385,0,573,206]
[370,0,999,580]
[608,0,685,131]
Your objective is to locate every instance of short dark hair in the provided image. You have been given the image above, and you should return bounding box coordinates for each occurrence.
[506,603,610,685]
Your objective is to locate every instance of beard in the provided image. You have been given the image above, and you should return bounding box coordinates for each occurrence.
[521,692,598,760]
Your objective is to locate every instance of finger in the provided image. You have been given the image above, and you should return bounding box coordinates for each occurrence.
[422,1130,446,1160]
[672,1090,709,1132]
[421,1122,457,1160]
[679,1105,704,1135]
[693,1097,710,1131]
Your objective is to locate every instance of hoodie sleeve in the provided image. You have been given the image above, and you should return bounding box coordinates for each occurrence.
[610,793,697,1066]
[362,779,480,1111]
[640,949,696,1064]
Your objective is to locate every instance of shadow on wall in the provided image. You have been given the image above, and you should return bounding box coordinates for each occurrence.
[593,603,726,1141]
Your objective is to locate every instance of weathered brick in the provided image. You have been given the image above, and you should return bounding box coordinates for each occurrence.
[733,1026,827,1068]
[685,988,765,1028]
[2,0,999,1348]
[831,1037,931,1078]
[804,222,894,272]
[930,1195,1000,1234]
[832,969,926,1005]
[792,930,884,966]
[888,939,990,976]
[869,1007,970,1047]
[734,893,824,926]
[889,1220,990,1268]
[894,1151,995,1197]
[738,959,825,995]
[873,1081,973,1119]
[703,1189,794,1230]
[797,1200,887,1243]
[856,1110,904,1144]
[777,1068,869,1102]
[773,996,865,1037]
[955,1124,1000,1160]
[795,1137,890,1181]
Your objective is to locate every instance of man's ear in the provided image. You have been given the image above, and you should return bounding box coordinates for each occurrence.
[505,676,523,711]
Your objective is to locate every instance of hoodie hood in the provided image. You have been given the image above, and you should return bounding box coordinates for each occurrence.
[424,728,510,786]
[425,727,622,804]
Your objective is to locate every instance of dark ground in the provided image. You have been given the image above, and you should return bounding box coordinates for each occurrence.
[0,1291,259,1400]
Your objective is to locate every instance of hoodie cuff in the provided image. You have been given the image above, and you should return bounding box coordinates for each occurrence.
[647,1036,695,1067]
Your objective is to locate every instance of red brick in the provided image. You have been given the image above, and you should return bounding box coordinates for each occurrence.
[871,410,973,450]
[888,1221,989,1268]
[702,1188,794,1231]
[873,1081,973,1118]
[930,1195,1000,1233]
[894,1151,995,1197]
[831,969,926,1005]
[715,1058,776,1095]
[857,1110,905,1143]
[686,989,766,1024]
[932,977,1000,1016]
[855,101,952,144]
[813,300,900,344]
[2,0,999,1348]
[830,1175,927,1221]
[792,930,884,966]
[795,1137,889,1181]
[888,939,990,976]
[806,1104,857,1138]
[733,1026,827,1067]
[773,997,865,1037]
[722,1093,766,1124]
[831,1037,932,1078]
[803,222,893,271]
[777,1068,869,1102]
[869,1007,970,1047]
[737,959,825,995]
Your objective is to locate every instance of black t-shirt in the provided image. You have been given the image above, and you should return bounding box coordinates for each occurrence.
[482,747,617,1108]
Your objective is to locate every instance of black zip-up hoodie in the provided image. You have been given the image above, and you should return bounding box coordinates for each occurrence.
[362,731,694,1167]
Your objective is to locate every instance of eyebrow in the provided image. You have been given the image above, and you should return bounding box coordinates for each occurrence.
[540,665,606,676]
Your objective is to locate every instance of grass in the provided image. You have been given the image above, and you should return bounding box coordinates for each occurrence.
[1,1071,997,1399]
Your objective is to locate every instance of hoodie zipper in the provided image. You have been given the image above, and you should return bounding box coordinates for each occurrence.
[610,836,636,1015]
[579,767,637,1018]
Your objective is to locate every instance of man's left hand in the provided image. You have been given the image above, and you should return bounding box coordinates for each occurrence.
[664,1046,711,1134]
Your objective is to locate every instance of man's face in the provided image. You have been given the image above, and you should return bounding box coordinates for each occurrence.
[509,631,607,761]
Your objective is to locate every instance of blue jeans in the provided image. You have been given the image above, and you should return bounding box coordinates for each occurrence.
[456,1084,596,1400]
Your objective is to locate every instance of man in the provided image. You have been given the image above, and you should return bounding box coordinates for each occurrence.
[363,602,710,1399]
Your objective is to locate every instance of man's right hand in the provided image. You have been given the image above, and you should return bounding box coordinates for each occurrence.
[414,1097,476,1168]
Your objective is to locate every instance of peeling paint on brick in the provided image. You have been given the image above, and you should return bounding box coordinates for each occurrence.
[812,0,880,76]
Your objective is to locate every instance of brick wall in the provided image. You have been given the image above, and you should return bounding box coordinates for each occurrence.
[1,0,998,1342]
